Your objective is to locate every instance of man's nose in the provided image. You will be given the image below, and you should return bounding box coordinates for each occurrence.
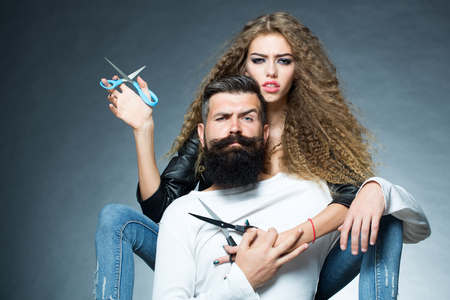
[229,117,242,133]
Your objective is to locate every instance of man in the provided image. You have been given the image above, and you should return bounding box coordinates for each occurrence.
[152,75,340,299]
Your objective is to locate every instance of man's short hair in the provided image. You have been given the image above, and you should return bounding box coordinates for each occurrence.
[202,75,267,125]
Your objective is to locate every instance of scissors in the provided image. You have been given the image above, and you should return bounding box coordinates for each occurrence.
[99,57,158,107]
[189,198,256,247]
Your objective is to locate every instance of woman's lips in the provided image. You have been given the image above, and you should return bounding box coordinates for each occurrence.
[262,81,280,93]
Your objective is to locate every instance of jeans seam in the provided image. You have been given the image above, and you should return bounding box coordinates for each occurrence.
[374,241,380,299]
[116,220,158,299]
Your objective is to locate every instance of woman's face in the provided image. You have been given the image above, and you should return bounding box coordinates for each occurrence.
[245,33,296,105]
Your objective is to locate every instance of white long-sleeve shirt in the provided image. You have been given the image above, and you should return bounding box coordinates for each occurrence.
[360,177,431,243]
[153,174,430,299]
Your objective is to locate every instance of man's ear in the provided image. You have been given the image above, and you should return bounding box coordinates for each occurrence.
[263,124,269,144]
[198,123,205,148]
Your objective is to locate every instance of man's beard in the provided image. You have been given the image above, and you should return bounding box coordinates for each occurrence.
[203,133,265,190]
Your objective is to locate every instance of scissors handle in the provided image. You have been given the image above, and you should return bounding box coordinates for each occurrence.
[132,81,159,107]
[100,79,123,89]
[226,236,237,247]
[234,225,256,234]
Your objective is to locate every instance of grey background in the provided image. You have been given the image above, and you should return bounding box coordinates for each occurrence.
[1,0,448,299]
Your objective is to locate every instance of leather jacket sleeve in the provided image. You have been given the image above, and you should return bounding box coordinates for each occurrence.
[138,131,358,223]
[137,131,212,223]
[327,182,359,207]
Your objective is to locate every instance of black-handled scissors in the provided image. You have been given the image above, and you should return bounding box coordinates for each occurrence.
[189,198,256,247]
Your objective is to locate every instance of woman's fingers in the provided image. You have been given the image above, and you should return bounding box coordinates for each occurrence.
[101,78,112,88]
[350,216,362,255]
[360,215,372,252]
[223,245,238,254]
[369,217,380,246]
[137,76,152,99]
[108,103,118,116]
[339,216,353,250]
[213,245,238,265]
[213,254,235,265]
[273,228,303,255]
[277,243,309,266]
[137,76,148,88]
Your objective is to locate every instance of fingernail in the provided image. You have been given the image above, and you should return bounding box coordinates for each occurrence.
[298,228,303,233]
[352,250,358,255]
[340,244,345,250]
[361,248,367,252]
[245,219,249,226]
[213,260,219,265]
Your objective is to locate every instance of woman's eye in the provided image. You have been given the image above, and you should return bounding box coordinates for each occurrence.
[278,58,292,65]
[251,58,265,64]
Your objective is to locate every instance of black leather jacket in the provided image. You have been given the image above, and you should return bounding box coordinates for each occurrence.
[138,131,359,223]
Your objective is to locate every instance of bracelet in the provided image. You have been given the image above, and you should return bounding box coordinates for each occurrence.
[308,218,316,243]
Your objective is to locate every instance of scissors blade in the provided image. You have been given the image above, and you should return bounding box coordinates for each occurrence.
[104,57,132,81]
[198,198,236,245]
[128,66,146,80]
[188,213,234,230]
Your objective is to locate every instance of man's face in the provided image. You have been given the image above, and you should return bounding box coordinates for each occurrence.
[198,92,269,189]
[198,92,269,149]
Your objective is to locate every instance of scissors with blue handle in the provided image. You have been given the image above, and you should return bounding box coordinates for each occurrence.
[189,198,256,247]
[99,57,158,107]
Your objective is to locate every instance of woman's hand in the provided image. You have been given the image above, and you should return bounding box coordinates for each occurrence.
[339,181,385,255]
[101,76,154,131]
[234,228,308,289]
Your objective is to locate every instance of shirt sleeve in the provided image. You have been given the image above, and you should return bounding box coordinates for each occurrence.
[327,182,360,207]
[358,177,431,244]
[153,221,259,300]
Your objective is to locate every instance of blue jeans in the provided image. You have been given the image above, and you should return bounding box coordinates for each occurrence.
[95,204,158,300]
[95,206,402,300]
[315,214,403,299]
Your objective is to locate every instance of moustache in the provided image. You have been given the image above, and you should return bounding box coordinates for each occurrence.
[208,133,264,150]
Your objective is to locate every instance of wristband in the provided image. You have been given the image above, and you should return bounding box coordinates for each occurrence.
[308,218,316,243]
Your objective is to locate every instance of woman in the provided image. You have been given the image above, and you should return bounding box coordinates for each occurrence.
[96,12,430,299]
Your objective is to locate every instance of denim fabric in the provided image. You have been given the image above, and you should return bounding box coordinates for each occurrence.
[94,205,402,300]
[95,204,158,300]
[315,215,403,300]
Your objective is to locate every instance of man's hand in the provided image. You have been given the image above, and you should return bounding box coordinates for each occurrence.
[339,181,385,255]
[234,228,308,289]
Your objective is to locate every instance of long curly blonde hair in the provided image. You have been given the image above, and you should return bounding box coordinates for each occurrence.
[169,12,375,185]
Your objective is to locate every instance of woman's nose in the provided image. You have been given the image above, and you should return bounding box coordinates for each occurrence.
[265,62,277,78]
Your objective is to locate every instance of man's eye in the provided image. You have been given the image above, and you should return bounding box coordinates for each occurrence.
[278,58,292,65]
[251,58,265,64]
[243,116,253,121]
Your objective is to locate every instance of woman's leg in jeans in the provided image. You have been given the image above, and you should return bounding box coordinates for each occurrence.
[359,215,403,299]
[315,215,403,300]
[94,204,159,300]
